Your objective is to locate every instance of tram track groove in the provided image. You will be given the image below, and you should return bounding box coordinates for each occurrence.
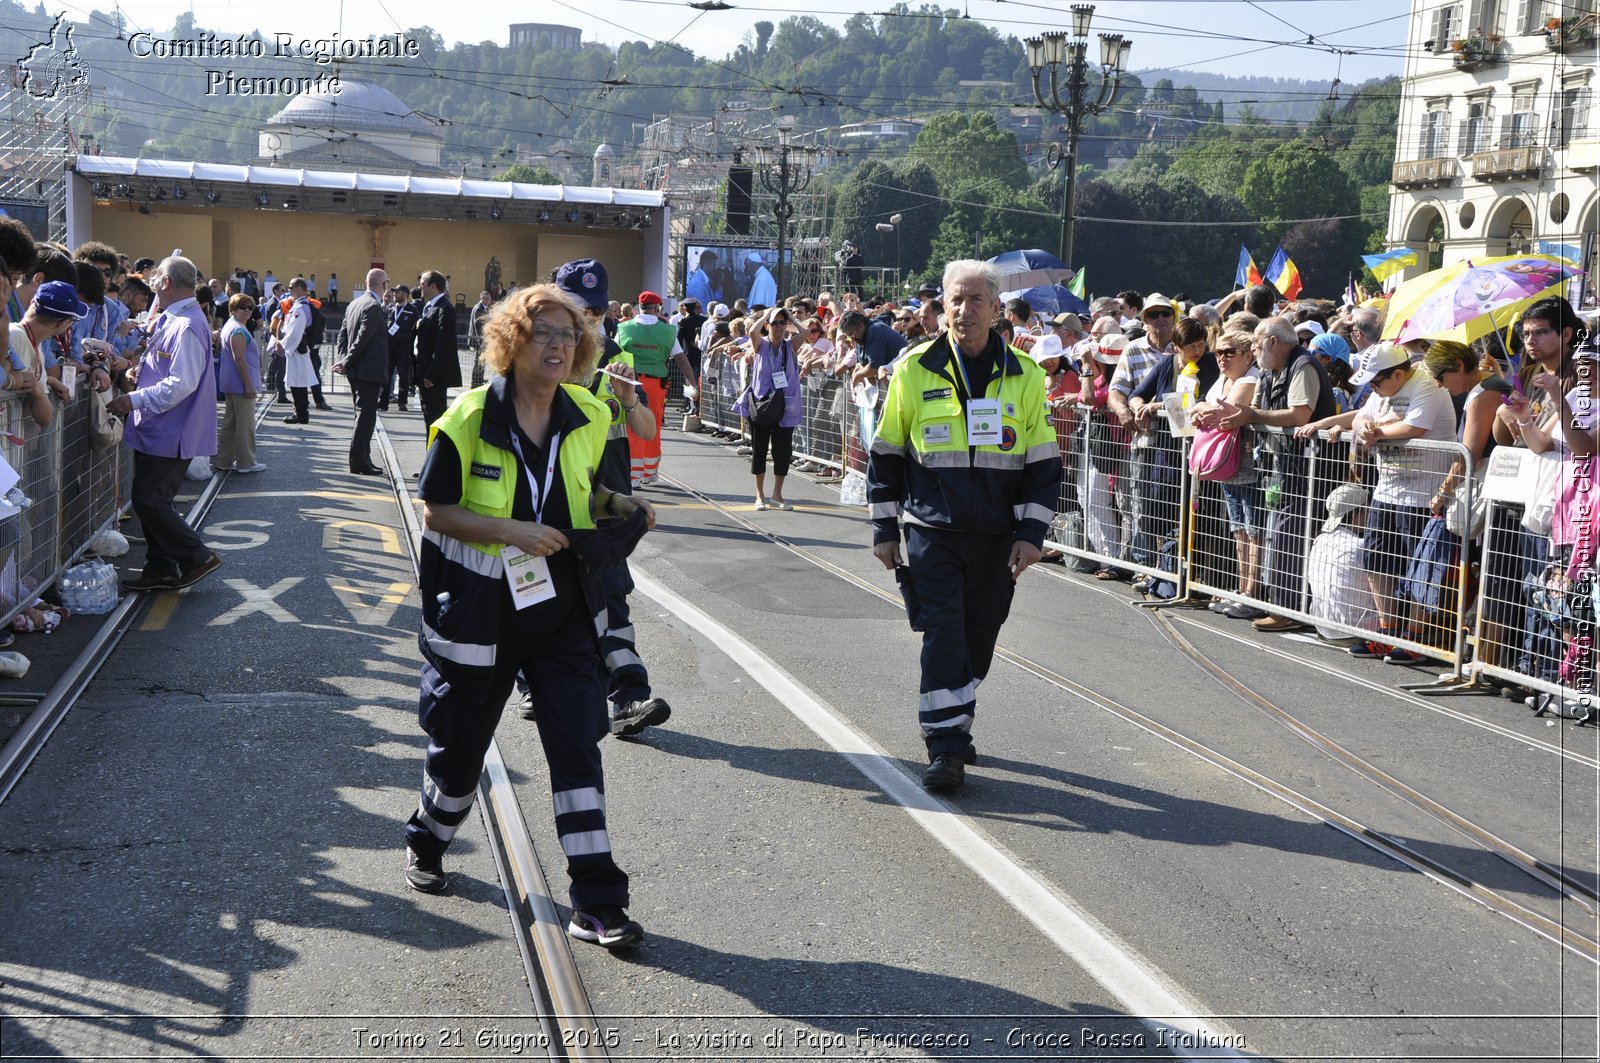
[659,470,1600,964]
[376,416,606,1063]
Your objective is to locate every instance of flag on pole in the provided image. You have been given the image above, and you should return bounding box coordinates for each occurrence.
[1067,268,1086,299]
[1235,246,1263,289]
[1265,247,1302,300]
[1360,247,1418,282]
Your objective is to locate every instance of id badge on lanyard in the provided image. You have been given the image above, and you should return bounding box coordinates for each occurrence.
[504,430,563,609]
[951,344,1002,446]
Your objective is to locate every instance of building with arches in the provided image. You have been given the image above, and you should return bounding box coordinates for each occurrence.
[1388,0,1596,297]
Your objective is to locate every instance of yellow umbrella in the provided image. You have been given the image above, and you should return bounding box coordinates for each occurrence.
[1380,253,1583,344]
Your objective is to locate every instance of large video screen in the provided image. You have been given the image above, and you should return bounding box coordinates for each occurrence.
[682,243,792,309]
[0,198,49,242]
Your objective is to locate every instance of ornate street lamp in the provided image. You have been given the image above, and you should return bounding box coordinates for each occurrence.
[1025,4,1131,268]
[754,124,813,302]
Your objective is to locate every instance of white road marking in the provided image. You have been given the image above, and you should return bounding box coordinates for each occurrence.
[201,519,273,551]
[209,578,303,625]
[631,567,1253,1061]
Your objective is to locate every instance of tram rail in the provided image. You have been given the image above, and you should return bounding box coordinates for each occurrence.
[659,469,1600,964]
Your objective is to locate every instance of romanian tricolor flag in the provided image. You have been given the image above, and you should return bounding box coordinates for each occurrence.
[1235,246,1263,289]
[1360,247,1418,283]
[1266,247,1302,300]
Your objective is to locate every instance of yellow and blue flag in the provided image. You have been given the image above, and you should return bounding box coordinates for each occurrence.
[1361,247,1418,283]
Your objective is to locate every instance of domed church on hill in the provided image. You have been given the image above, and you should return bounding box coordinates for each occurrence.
[257,78,450,175]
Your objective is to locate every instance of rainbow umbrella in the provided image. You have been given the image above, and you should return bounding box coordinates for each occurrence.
[1382,254,1584,344]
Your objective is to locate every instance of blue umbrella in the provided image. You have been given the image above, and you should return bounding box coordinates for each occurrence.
[988,248,1073,290]
[1000,283,1090,318]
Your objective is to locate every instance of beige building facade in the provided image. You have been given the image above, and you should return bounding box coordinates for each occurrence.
[1387,0,1597,289]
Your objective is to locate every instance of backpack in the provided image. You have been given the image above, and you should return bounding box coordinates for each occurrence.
[298,298,325,353]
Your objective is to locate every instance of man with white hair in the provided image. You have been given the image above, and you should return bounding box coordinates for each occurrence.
[334,268,390,475]
[107,255,222,591]
[867,259,1062,793]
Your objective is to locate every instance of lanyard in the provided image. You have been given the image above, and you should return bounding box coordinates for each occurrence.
[508,429,562,525]
[947,334,995,407]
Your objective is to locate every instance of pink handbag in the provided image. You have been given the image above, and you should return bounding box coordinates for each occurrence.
[1188,426,1242,482]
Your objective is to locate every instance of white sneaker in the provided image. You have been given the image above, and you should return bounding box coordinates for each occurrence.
[237,463,267,474]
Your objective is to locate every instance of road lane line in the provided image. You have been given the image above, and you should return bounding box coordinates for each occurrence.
[630,567,1252,1061]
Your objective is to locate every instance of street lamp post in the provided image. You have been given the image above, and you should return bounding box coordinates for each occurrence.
[753,125,813,303]
[1025,5,1130,269]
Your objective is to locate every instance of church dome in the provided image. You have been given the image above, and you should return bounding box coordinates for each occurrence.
[266,79,439,137]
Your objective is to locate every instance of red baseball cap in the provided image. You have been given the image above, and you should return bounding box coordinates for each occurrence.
[637,290,663,306]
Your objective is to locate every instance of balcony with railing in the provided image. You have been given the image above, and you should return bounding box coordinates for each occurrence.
[1470,145,1548,181]
[1392,156,1461,189]
[1544,15,1597,53]
[1450,33,1506,71]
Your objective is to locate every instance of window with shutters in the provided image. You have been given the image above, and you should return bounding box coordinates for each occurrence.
[1503,84,1540,147]
[1422,108,1451,158]
[1432,2,1464,44]
[1516,0,1545,33]
[1465,0,1503,35]
[1462,99,1493,155]
[1555,83,1591,146]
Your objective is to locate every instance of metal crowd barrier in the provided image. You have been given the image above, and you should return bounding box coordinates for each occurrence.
[0,379,129,631]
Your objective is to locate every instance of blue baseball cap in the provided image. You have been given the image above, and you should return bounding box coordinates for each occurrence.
[555,259,608,309]
[1309,332,1352,365]
[33,280,88,320]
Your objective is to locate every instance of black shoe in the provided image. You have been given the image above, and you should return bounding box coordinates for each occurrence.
[922,752,966,793]
[378,403,389,411]
[404,846,448,893]
[962,745,977,766]
[518,693,537,721]
[274,394,289,404]
[397,403,409,411]
[314,402,333,411]
[282,414,308,424]
[171,552,222,589]
[568,905,644,948]
[122,568,179,592]
[350,466,385,476]
[612,697,671,737]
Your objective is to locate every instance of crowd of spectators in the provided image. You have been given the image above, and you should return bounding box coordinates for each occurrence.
[667,270,1596,720]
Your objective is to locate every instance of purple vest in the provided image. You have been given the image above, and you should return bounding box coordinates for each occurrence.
[123,298,218,459]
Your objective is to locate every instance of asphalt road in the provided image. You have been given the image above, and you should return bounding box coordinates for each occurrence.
[0,409,1594,1061]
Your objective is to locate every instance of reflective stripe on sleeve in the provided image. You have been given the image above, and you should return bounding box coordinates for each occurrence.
[870,437,908,457]
[1013,502,1056,525]
[870,501,901,520]
[1024,440,1061,463]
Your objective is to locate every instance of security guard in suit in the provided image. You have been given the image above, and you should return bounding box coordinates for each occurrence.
[866,260,1062,793]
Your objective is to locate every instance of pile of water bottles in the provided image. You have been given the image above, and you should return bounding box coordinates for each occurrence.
[57,559,120,616]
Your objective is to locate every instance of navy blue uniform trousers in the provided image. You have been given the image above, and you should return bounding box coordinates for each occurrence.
[906,525,1016,757]
[405,616,629,910]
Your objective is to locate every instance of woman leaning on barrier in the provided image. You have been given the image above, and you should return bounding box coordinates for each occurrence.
[1192,329,1265,619]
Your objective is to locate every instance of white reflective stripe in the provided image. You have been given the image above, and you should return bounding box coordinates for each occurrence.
[422,622,497,667]
[920,712,974,733]
[423,528,503,579]
[974,451,1025,471]
[902,511,936,529]
[915,450,970,469]
[559,829,613,856]
[1013,502,1055,524]
[870,501,901,520]
[424,772,476,814]
[608,624,636,643]
[1025,440,1061,463]
[919,681,979,713]
[870,437,908,456]
[593,609,608,637]
[552,787,606,816]
[607,424,628,440]
[416,805,461,843]
[605,648,643,672]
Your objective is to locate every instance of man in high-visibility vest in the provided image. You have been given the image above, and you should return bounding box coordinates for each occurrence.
[866,259,1063,793]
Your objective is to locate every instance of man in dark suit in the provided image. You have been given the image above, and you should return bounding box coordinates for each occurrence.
[413,269,460,429]
[334,268,390,475]
[382,283,418,411]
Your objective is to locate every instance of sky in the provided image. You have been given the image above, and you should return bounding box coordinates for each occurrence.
[94,0,1410,87]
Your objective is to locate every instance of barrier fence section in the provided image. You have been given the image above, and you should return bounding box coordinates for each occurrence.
[0,380,128,631]
[1037,405,1482,677]
[677,367,1594,707]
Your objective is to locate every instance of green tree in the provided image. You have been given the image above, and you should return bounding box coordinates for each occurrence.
[831,160,940,279]
[1241,140,1357,247]
[925,178,1055,267]
[495,163,561,184]
[909,113,1028,193]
